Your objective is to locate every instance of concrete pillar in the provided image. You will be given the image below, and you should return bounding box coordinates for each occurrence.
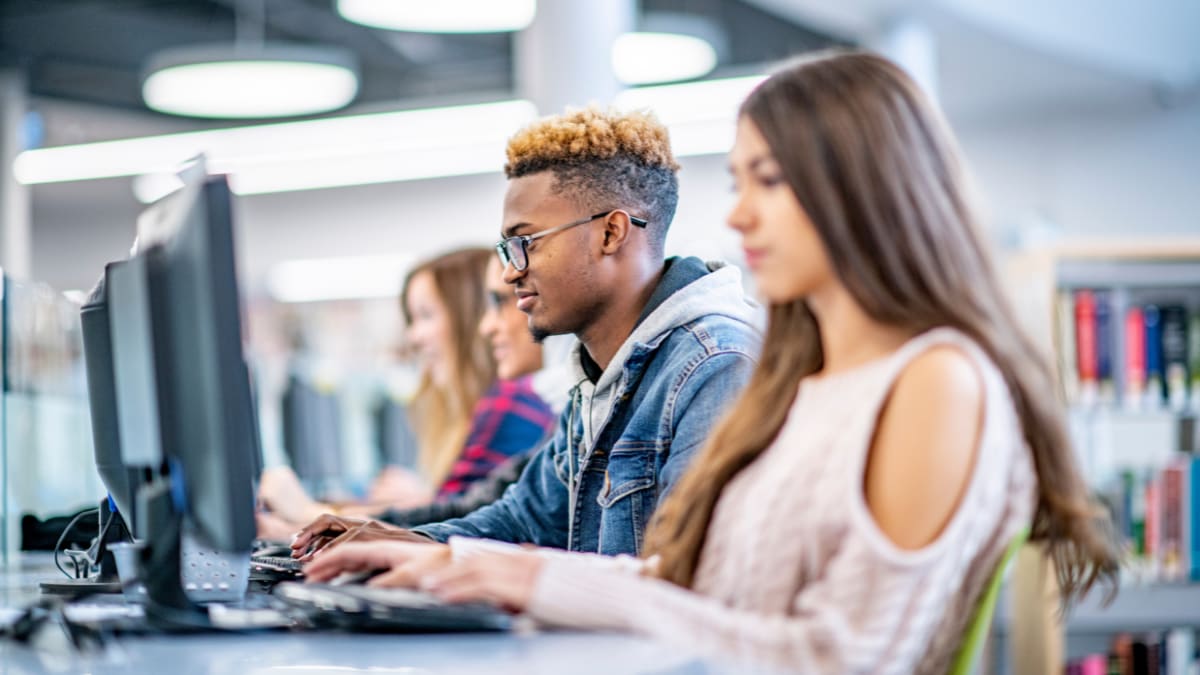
[515,1,634,115]
[871,16,939,104]
[1,69,32,281]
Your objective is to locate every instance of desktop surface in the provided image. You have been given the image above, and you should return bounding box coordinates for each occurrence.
[0,553,769,675]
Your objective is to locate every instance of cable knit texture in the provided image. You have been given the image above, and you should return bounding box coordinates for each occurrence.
[519,327,1037,673]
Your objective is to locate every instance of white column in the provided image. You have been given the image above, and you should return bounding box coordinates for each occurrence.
[515,1,634,115]
[0,69,32,281]
[871,16,939,104]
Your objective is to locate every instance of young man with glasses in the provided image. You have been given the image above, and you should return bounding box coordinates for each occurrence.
[294,107,759,563]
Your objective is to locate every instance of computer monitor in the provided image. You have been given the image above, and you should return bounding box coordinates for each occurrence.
[80,277,139,527]
[37,272,142,596]
[83,168,259,626]
[281,373,344,492]
[372,394,418,470]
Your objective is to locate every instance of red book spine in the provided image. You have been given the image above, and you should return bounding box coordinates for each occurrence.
[1075,290,1098,385]
[1145,476,1161,576]
[1125,307,1146,405]
[1163,464,1184,580]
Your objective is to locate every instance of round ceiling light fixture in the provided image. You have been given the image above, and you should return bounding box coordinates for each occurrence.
[612,32,718,85]
[142,44,359,119]
[336,0,537,33]
[611,13,725,86]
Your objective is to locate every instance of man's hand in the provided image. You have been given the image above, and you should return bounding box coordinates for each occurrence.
[292,517,433,560]
[290,514,372,558]
[303,541,452,587]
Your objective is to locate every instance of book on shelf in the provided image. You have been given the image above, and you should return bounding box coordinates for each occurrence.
[1189,315,1200,412]
[1162,463,1185,580]
[1102,455,1200,584]
[1057,290,1081,404]
[1145,304,1165,411]
[1125,307,1147,410]
[1096,291,1116,404]
[1087,630,1198,675]
[1075,289,1099,406]
[1055,291,1195,412]
[1163,306,1190,411]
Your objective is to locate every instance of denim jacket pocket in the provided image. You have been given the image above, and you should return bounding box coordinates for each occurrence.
[595,444,656,508]
[594,444,659,554]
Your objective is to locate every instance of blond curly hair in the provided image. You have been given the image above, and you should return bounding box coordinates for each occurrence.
[504,107,681,250]
[505,107,679,176]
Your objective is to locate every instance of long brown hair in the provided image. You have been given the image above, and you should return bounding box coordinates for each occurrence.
[644,51,1119,602]
[401,247,496,486]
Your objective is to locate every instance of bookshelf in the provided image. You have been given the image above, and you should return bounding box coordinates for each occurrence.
[999,239,1200,674]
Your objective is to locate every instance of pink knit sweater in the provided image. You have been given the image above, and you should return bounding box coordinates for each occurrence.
[452,328,1037,674]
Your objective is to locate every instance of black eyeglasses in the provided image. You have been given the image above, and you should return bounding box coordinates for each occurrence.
[495,210,648,272]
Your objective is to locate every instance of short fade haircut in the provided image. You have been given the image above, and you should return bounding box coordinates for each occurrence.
[504,107,681,253]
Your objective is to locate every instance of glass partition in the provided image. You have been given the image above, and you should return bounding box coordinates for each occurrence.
[1,274,99,565]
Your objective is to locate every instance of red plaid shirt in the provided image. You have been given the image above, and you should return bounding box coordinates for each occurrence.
[436,376,555,500]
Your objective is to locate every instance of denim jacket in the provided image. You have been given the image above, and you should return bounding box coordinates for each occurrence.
[414,258,761,555]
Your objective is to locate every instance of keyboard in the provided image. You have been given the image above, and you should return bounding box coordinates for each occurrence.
[274,582,512,633]
[250,555,304,574]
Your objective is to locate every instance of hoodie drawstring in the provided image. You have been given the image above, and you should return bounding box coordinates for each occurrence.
[565,385,582,550]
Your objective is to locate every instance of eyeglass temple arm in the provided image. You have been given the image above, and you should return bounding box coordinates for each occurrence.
[592,210,648,228]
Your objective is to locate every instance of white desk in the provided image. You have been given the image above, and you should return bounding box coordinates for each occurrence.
[1,554,754,675]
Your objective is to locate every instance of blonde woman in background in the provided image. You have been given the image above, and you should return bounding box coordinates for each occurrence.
[369,247,497,503]
[262,247,553,531]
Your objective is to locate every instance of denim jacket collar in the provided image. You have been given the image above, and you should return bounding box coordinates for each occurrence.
[566,259,758,447]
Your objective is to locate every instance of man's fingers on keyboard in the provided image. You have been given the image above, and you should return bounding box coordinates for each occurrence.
[305,536,337,560]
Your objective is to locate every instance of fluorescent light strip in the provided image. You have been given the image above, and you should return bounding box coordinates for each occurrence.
[14,100,537,188]
[615,75,765,157]
[230,139,509,195]
[337,0,537,33]
[15,76,764,197]
[267,254,413,303]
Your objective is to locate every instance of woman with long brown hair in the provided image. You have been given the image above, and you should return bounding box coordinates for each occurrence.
[305,51,1119,673]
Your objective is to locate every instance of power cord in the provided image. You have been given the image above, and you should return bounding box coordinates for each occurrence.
[53,508,100,579]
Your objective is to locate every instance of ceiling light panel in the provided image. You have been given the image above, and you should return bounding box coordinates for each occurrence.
[14,100,537,193]
[337,0,536,33]
[142,45,359,119]
[612,32,718,85]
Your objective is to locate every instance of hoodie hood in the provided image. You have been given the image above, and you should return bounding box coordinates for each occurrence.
[567,257,760,445]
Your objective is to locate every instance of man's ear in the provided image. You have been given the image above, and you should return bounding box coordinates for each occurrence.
[599,211,636,256]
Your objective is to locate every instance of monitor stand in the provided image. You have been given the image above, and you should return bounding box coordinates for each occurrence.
[39,499,131,597]
[137,475,213,632]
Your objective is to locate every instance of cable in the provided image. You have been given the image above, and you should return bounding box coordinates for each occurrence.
[53,508,100,579]
[82,505,120,568]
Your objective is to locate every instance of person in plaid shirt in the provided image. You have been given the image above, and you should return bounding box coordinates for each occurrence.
[436,377,554,499]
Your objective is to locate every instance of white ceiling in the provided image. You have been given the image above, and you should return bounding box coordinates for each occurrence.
[743,0,1199,125]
